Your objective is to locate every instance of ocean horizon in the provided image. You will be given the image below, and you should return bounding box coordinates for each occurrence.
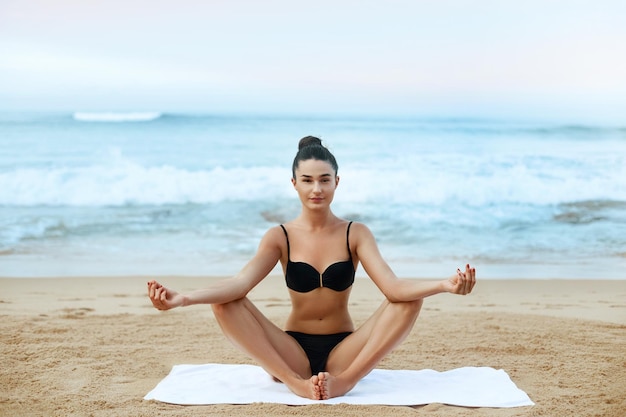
[1,111,625,279]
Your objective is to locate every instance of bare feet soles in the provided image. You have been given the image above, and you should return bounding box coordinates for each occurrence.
[310,374,322,399]
[287,373,353,400]
[316,372,353,400]
[287,377,320,400]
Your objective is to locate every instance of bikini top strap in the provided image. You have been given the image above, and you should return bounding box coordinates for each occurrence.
[279,224,290,259]
[346,221,354,261]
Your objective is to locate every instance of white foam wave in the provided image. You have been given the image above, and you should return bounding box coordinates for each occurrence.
[0,154,624,207]
[73,112,162,122]
[339,158,626,207]
[0,159,292,206]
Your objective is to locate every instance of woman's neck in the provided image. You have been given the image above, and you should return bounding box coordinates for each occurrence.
[297,209,338,230]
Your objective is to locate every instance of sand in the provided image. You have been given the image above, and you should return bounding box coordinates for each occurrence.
[1,276,625,417]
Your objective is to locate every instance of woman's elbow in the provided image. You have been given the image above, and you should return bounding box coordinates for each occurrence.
[382,288,406,303]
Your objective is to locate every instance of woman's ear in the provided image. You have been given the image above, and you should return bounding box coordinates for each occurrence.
[335,176,340,188]
[291,177,296,187]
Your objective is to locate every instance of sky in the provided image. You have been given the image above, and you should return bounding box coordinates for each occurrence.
[1,0,625,122]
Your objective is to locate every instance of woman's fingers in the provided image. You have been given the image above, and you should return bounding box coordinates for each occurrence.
[464,265,476,294]
[465,264,472,294]
[147,281,169,309]
[454,265,476,295]
[155,287,166,304]
[455,268,466,294]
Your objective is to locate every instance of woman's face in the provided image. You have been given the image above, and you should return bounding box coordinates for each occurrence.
[292,159,339,209]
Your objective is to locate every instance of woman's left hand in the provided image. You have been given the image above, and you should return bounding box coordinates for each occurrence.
[445,264,476,295]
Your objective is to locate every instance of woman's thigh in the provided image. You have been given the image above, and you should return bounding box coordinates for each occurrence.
[218,297,312,377]
[324,300,391,374]
[324,298,421,375]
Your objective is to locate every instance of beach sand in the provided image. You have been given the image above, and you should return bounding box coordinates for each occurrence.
[1,276,625,417]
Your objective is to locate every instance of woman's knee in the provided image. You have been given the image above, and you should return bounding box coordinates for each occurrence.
[409,298,423,313]
[211,299,242,319]
[393,298,423,317]
[210,302,225,320]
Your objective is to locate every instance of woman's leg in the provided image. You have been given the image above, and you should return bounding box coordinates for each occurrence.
[211,297,321,399]
[320,298,423,399]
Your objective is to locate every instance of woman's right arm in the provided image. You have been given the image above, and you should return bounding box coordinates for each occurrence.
[147,226,284,310]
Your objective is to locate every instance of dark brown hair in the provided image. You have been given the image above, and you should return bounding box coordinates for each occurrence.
[291,136,339,179]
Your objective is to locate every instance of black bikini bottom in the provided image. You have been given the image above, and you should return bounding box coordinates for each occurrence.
[286,330,352,375]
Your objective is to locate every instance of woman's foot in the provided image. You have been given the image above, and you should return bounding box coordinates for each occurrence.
[286,376,321,400]
[316,372,354,399]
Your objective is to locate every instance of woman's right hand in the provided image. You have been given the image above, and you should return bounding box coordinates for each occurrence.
[147,280,184,310]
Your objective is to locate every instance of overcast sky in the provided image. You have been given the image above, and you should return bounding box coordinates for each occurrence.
[1,0,625,122]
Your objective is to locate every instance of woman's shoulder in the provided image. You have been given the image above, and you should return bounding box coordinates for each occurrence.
[346,220,371,233]
[345,221,376,244]
[253,226,290,258]
[264,224,288,238]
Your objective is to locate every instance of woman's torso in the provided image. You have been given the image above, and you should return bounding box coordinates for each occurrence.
[279,220,356,334]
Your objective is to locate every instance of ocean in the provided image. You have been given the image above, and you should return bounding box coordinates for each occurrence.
[1,112,625,279]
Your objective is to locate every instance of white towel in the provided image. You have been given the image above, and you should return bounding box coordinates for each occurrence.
[144,363,534,408]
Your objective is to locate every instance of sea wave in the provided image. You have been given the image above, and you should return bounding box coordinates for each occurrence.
[72,112,162,122]
[152,115,626,137]
[0,160,292,206]
[1,157,625,207]
[2,112,623,137]
[0,216,67,248]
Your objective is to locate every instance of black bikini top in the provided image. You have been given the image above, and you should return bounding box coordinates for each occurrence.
[280,222,355,293]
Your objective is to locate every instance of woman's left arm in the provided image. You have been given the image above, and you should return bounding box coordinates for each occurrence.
[353,223,476,302]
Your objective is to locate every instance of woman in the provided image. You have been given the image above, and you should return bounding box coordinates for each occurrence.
[147,136,476,400]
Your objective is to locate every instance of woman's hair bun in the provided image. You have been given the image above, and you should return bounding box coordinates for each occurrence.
[292,135,338,178]
[298,136,323,150]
